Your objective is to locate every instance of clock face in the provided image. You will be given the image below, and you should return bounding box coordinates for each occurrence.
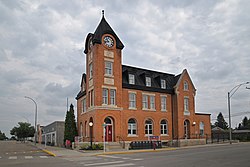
[103,36,114,48]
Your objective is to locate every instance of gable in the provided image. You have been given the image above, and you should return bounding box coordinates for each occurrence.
[174,69,196,91]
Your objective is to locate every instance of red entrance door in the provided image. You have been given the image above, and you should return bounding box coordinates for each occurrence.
[105,125,112,142]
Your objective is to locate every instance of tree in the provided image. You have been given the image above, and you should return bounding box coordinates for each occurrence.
[214,112,228,130]
[0,131,8,140]
[64,104,78,144]
[238,116,250,130]
[10,122,35,142]
[242,117,248,129]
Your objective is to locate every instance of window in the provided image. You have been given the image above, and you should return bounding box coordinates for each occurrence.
[184,97,189,111]
[200,122,205,135]
[84,121,87,137]
[105,61,113,76]
[145,119,153,135]
[110,89,116,105]
[161,96,167,111]
[184,81,188,90]
[142,95,148,109]
[129,74,135,84]
[89,90,94,107]
[102,88,108,105]
[146,77,151,87]
[89,63,93,79]
[161,79,166,89]
[150,96,155,109]
[129,93,136,108]
[128,118,137,135]
[160,120,168,135]
[80,122,83,137]
[82,98,86,113]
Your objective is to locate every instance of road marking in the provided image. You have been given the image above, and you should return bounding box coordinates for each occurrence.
[0,156,2,159]
[122,157,130,159]
[99,155,143,161]
[40,156,48,158]
[25,156,33,159]
[101,163,135,167]
[9,156,17,160]
[84,161,124,166]
[99,155,121,159]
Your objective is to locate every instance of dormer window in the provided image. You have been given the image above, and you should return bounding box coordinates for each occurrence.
[184,81,189,91]
[129,74,135,84]
[146,77,151,87]
[161,79,166,89]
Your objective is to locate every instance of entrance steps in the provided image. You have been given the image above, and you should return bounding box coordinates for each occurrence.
[106,142,126,151]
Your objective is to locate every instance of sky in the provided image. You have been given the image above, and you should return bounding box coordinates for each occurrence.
[0,0,250,137]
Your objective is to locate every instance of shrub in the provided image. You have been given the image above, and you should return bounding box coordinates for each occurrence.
[80,143,90,150]
[80,143,103,150]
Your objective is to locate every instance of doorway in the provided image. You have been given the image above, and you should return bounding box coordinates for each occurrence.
[104,117,113,142]
[184,120,190,139]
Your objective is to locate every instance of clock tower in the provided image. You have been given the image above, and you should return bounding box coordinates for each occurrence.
[78,10,124,142]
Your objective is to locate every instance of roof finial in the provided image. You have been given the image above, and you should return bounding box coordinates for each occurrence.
[102,10,104,17]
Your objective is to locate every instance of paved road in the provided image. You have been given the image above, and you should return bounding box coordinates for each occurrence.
[49,142,250,167]
[1,141,250,167]
[0,141,71,167]
[100,142,250,167]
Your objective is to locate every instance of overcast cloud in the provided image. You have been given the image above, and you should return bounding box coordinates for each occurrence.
[0,0,250,137]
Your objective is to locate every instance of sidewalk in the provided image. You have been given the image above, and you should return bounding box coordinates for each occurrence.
[35,143,177,157]
[34,142,237,157]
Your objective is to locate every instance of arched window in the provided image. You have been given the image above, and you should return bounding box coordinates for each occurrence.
[104,117,112,124]
[80,122,83,137]
[128,118,137,135]
[84,121,87,137]
[184,81,188,91]
[145,119,153,135]
[160,120,168,135]
[200,122,205,135]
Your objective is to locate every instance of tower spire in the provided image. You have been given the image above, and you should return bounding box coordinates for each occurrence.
[102,10,104,17]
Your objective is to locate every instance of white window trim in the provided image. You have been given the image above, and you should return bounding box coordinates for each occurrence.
[184,96,189,112]
[105,61,113,76]
[150,96,155,110]
[145,121,153,135]
[160,121,168,135]
[161,96,167,112]
[129,74,135,84]
[161,79,166,89]
[110,89,116,106]
[128,121,137,135]
[129,93,136,109]
[89,63,93,79]
[142,95,148,110]
[184,81,189,91]
[102,88,108,105]
[146,77,151,87]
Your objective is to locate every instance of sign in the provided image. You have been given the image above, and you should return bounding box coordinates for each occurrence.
[149,136,159,141]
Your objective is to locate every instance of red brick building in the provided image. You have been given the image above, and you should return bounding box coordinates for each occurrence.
[76,12,211,143]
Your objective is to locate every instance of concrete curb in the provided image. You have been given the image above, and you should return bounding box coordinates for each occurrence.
[42,149,57,157]
[96,147,177,156]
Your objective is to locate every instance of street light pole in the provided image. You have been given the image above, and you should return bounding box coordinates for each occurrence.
[89,122,93,149]
[24,96,37,145]
[228,82,249,144]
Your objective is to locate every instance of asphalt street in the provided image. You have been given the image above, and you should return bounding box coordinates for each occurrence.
[1,141,250,167]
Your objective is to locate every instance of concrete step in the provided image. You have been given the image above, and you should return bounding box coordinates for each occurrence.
[106,142,125,151]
